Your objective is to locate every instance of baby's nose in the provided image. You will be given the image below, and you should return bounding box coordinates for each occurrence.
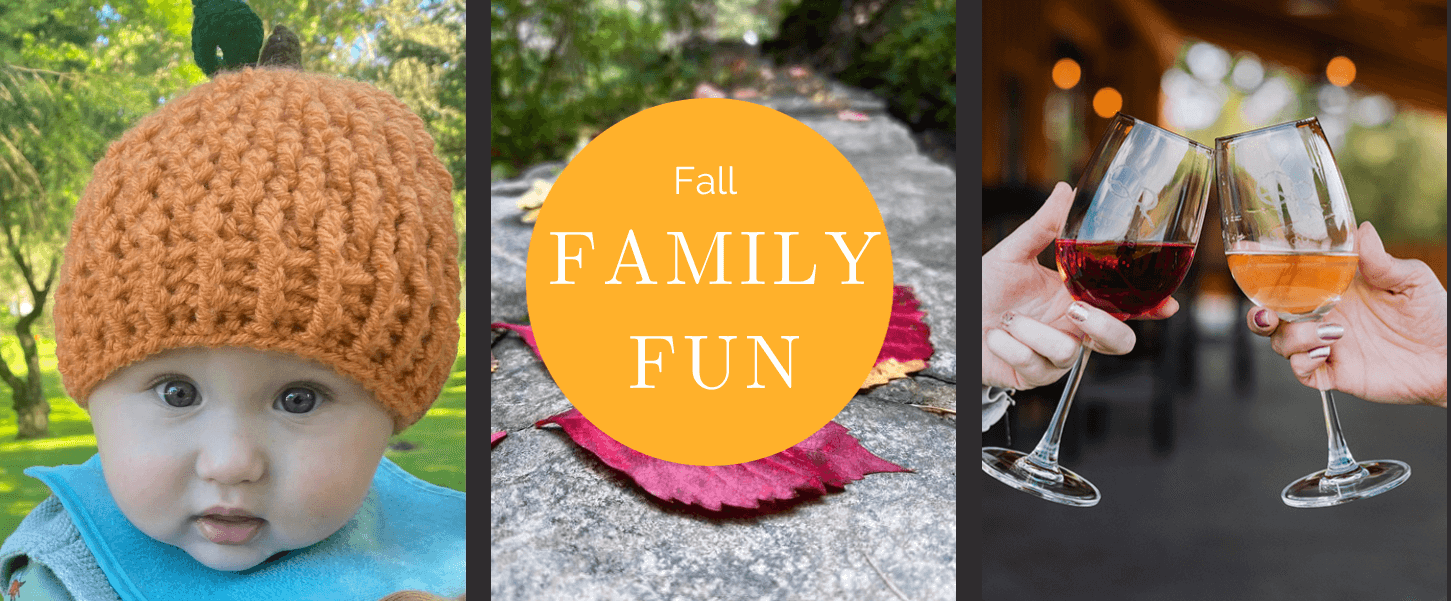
[194,421,266,485]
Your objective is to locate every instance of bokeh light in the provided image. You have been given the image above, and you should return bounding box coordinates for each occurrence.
[1353,94,1395,127]
[1318,84,1350,114]
[1186,42,1231,82]
[1162,68,1224,130]
[1327,55,1356,87]
[1092,87,1122,117]
[1231,55,1264,91]
[1052,58,1081,90]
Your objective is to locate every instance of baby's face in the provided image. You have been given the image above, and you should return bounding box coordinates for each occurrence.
[86,346,395,571]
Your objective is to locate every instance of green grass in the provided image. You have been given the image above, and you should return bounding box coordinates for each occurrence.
[0,312,467,544]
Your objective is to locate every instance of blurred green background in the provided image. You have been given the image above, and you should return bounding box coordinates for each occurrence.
[490,0,956,181]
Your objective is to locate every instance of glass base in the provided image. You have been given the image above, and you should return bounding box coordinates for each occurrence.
[1281,460,1411,508]
[982,447,1100,507]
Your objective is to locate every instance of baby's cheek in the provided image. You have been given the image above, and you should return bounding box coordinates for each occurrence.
[96,423,183,510]
[101,448,189,538]
[287,448,379,535]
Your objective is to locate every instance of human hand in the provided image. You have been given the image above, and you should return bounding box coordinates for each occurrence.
[982,182,1178,390]
[1246,221,1448,407]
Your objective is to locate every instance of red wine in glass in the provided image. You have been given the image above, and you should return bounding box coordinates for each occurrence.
[1054,240,1197,320]
[983,113,1212,508]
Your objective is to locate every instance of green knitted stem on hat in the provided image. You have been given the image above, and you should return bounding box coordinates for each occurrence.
[191,0,265,77]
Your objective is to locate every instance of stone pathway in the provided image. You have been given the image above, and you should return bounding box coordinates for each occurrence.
[490,83,957,601]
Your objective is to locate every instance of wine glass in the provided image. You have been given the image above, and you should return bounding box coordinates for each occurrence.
[982,113,1212,507]
[1216,117,1410,508]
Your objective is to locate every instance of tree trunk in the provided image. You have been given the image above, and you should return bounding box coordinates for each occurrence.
[11,315,48,438]
[1,249,59,440]
[13,385,48,439]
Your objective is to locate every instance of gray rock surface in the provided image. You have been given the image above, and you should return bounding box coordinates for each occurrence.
[491,84,956,600]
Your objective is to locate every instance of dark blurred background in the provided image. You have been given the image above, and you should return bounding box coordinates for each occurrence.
[490,0,956,182]
[982,0,1448,599]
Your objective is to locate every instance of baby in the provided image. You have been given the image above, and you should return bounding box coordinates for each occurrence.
[0,64,464,600]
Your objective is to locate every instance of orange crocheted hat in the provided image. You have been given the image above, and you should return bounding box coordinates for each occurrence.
[53,67,460,432]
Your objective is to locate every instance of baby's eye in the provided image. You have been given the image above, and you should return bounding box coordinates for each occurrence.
[156,380,199,408]
[276,387,320,414]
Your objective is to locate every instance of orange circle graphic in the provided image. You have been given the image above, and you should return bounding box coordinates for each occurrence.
[526,99,892,465]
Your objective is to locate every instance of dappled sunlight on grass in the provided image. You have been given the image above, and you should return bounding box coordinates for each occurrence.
[5,500,43,521]
[387,385,466,493]
[0,435,97,453]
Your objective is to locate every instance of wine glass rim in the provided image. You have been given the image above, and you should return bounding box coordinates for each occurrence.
[1112,112,1212,152]
[1214,117,1321,145]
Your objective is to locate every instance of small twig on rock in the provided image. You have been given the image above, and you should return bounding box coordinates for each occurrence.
[910,404,955,417]
[861,549,910,601]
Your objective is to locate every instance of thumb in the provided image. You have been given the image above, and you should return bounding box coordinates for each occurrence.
[1355,221,1423,292]
[992,182,1075,263]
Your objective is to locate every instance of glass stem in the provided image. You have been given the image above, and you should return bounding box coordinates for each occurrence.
[1317,366,1362,478]
[1022,347,1092,477]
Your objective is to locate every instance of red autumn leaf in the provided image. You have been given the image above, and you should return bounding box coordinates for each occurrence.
[535,409,910,511]
[490,322,541,361]
[836,109,870,122]
[492,431,506,446]
[863,286,934,388]
[731,87,760,99]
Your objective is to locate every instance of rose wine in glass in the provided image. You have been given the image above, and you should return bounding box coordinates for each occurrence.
[982,113,1211,507]
[1217,117,1409,508]
[1225,252,1357,317]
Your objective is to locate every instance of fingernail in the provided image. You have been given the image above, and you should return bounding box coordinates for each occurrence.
[1317,324,1344,341]
[1253,309,1271,328]
[1001,311,1016,328]
[1066,302,1088,322]
[1308,346,1331,359]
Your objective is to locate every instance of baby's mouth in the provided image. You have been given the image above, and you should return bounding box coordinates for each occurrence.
[196,514,266,545]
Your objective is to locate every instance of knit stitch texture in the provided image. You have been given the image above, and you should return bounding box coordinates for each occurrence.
[54,66,460,432]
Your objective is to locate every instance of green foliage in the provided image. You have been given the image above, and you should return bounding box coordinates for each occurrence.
[1337,111,1447,244]
[241,0,374,76]
[852,0,956,131]
[490,0,711,179]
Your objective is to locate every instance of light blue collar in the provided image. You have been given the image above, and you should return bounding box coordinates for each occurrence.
[26,454,465,600]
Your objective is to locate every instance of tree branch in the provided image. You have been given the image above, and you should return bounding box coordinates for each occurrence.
[0,342,26,394]
[6,230,38,302]
[5,65,80,80]
[38,251,58,300]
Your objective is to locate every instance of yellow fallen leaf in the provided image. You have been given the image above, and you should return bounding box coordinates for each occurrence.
[517,179,552,223]
[861,358,927,389]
